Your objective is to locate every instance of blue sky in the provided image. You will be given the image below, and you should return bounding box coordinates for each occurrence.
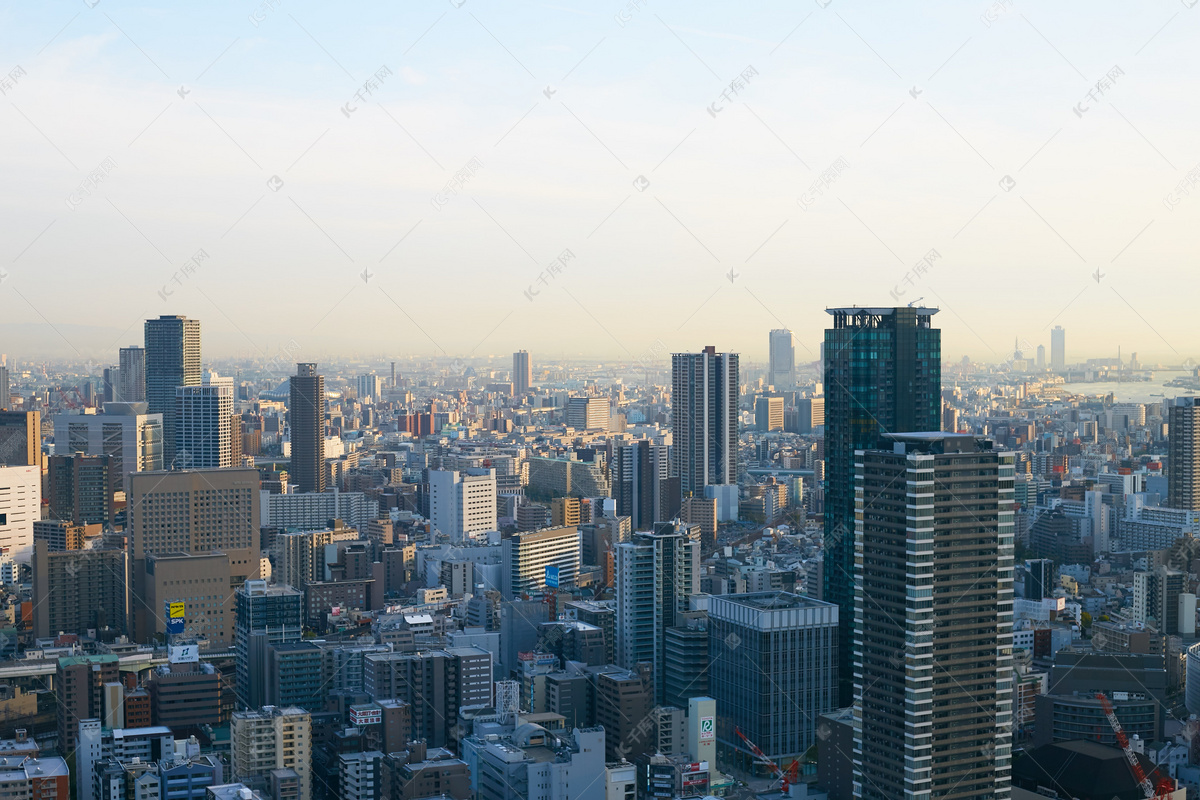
[1,0,1198,367]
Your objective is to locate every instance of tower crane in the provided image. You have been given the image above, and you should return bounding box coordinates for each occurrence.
[1094,692,1176,798]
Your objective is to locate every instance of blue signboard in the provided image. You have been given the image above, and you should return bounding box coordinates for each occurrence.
[545,565,559,588]
[166,602,185,635]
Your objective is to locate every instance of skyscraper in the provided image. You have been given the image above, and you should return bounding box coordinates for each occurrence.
[176,372,235,469]
[671,347,739,501]
[144,316,201,466]
[824,306,940,706]
[513,350,531,395]
[1050,325,1066,372]
[0,361,9,410]
[768,328,796,389]
[119,346,146,402]
[1035,343,1046,370]
[289,363,325,494]
[1168,398,1200,511]
[0,411,40,467]
[615,521,699,704]
[614,439,670,531]
[854,433,1013,799]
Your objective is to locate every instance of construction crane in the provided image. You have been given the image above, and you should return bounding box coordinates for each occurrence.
[1094,692,1176,798]
[733,727,799,792]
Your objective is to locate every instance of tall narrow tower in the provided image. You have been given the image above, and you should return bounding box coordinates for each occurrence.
[144,316,201,466]
[513,350,531,395]
[854,433,1013,799]
[823,306,940,707]
[671,347,739,502]
[289,363,325,494]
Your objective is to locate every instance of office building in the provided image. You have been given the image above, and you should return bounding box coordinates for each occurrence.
[128,468,261,640]
[364,647,493,748]
[567,396,609,431]
[793,397,825,433]
[235,581,304,709]
[854,433,1013,799]
[671,347,739,499]
[464,725,605,800]
[614,522,699,703]
[273,523,359,592]
[58,654,120,754]
[127,467,260,566]
[230,706,311,800]
[0,363,8,411]
[47,453,113,527]
[176,372,235,469]
[1024,558,1054,601]
[119,345,146,402]
[430,468,497,542]
[144,551,235,646]
[0,464,39,565]
[289,363,325,494]
[102,365,119,404]
[356,373,383,403]
[1168,398,1200,511]
[77,721,177,800]
[145,315,201,466]
[824,305,940,706]
[0,410,39,466]
[663,615,708,709]
[513,350,531,395]
[501,526,581,598]
[768,328,796,389]
[52,404,163,482]
[754,395,783,432]
[149,659,222,731]
[708,592,837,774]
[1036,343,1046,370]
[613,440,670,532]
[32,539,128,639]
[1050,325,1066,371]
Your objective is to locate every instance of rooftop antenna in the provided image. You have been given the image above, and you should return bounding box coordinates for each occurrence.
[907,297,924,307]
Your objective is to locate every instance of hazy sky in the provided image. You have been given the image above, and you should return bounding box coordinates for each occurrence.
[2,0,1198,367]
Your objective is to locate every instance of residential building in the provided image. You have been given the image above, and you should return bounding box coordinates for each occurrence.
[119,345,146,402]
[513,351,532,395]
[32,539,128,639]
[289,364,325,494]
[853,433,1013,799]
[175,372,235,469]
[235,581,304,710]
[614,522,699,703]
[671,347,738,500]
[1169,398,1200,511]
[230,706,311,800]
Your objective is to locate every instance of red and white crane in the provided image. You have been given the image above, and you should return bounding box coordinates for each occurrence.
[1094,692,1176,799]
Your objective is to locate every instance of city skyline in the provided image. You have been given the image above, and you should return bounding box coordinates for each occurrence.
[3,2,1199,362]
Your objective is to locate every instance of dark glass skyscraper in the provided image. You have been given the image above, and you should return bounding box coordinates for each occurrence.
[289,363,325,494]
[823,306,940,706]
[144,315,201,466]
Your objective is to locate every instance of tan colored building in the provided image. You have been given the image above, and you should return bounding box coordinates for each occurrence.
[128,468,260,641]
[0,411,40,467]
[32,539,128,639]
[550,497,581,528]
[143,551,235,647]
[231,706,312,800]
[680,496,717,551]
